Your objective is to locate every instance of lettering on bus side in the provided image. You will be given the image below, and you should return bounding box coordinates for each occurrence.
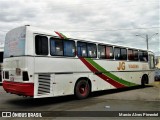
[117,62,125,70]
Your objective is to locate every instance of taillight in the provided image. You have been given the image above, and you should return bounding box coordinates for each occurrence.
[23,71,29,81]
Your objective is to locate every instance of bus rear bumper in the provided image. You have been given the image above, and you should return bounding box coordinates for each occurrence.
[2,81,34,97]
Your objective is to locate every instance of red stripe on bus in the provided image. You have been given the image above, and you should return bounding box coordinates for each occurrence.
[3,81,34,97]
[55,31,65,39]
[80,57,126,88]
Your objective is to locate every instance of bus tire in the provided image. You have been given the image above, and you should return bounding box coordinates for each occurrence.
[74,79,91,99]
[141,74,148,87]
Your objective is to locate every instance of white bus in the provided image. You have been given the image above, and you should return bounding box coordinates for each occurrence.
[2,26,155,99]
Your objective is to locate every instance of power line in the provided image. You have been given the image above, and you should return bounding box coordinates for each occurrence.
[59,26,160,32]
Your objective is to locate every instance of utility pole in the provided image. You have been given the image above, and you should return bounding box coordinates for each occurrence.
[146,34,148,51]
[136,33,158,51]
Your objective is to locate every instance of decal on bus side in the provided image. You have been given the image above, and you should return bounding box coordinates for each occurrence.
[117,62,125,70]
[80,58,137,88]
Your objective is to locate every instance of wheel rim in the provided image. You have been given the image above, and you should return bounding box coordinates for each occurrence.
[79,83,88,96]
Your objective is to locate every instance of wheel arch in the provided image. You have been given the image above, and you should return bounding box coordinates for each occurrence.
[74,77,92,92]
[141,74,149,85]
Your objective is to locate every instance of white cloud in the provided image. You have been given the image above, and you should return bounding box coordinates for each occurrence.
[0,0,159,55]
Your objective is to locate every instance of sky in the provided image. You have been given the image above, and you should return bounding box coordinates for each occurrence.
[0,0,159,55]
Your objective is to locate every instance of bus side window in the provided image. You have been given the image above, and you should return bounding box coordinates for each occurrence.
[128,49,133,60]
[77,42,87,57]
[139,51,148,62]
[64,40,75,57]
[139,51,143,61]
[114,47,127,60]
[35,35,48,55]
[106,46,114,59]
[98,45,106,59]
[50,38,63,56]
[87,43,97,58]
[133,50,138,61]
[143,51,148,61]
[121,48,127,60]
[114,47,120,60]
[128,49,139,61]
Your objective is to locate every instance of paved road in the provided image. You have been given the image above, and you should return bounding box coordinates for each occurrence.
[0,82,159,120]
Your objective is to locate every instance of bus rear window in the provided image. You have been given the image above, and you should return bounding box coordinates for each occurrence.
[35,35,48,55]
[4,26,26,58]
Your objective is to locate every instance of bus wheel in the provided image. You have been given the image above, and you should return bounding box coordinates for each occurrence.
[74,79,90,99]
[141,75,148,87]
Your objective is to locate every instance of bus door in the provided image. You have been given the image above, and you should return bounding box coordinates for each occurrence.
[148,54,155,69]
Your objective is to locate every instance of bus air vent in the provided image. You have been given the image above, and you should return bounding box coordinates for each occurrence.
[38,74,51,95]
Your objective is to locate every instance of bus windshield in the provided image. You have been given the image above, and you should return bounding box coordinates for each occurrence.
[4,27,26,58]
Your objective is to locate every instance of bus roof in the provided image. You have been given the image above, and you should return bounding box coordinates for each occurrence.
[26,25,58,37]
[9,25,153,53]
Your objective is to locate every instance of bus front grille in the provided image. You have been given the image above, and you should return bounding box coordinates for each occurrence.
[38,74,51,95]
